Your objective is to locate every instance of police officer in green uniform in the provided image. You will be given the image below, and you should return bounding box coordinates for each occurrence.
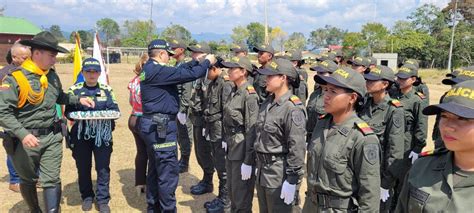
[333,50,344,65]
[201,60,234,212]
[348,56,370,74]
[368,56,377,69]
[306,60,338,142]
[0,31,95,213]
[401,59,430,105]
[391,64,428,210]
[230,44,248,57]
[359,65,405,212]
[316,51,337,63]
[169,39,194,173]
[396,80,474,212]
[253,58,306,213]
[303,67,381,212]
[221,56,259,212]
[286,49,308,104]
[253,44,275,104]
[188,43,216,195]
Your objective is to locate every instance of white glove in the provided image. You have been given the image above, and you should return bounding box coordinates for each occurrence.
[409,151,419,164]
[222,141,227,152]
[241,163,252,181]
[177,112,187,125]
[380,188,390,202]
[202,128,206,137]
[280,181,296,205]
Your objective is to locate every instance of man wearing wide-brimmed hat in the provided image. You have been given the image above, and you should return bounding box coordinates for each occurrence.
[0,31,95,212]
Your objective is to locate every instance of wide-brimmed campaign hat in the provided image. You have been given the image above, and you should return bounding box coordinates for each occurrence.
[20,31,69,53]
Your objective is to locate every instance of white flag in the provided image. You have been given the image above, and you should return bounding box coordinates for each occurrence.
[93,32,108,85]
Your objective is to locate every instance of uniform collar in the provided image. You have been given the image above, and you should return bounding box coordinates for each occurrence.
[400,88,416,99]
[370,94,390,111]
[330,113,358,137]
[236,81,251,94]
[273,90,293,106]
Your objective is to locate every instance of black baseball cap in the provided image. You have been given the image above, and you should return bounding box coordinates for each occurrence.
[364,65,395,82]
[187,42,211,54]
[423,80,474,118]
[442,66,474,85]
[396,64,418,79]
[315,66,367,97]
[257,58,298,79]
[253,44,275,55]
[82,58,101,72]
[310,60,338,74]
[148,39,175,55]
[221,56,253,72]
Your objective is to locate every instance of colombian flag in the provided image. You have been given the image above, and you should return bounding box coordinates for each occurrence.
[72,32,83,84]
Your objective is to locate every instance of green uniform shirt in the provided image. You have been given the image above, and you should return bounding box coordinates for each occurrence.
[306,86,325,139]
[306,114,381,212]
[396,151,474,212]
[0,68,78,140]
[222,81,259,165]
[359,95,405,189]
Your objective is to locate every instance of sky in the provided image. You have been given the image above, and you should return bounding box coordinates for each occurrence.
[3,0,451,36]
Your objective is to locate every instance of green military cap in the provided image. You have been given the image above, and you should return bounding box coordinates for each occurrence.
[396,64,418,79]
[446,67,467,78]
[257,58,298,79]
[168,38,187,49]
[317,51,336,62]
[348,56,370,67]
[285,50,302,61]
[403,59,419,69]
[364,65,395,82]
[315,66,367,97]
[221,56,253,72]
[333,49,343,57]
[423,80,474,118]
[187,42,211,54]
[253,44,275,55]
[310,60,338,74]
[368,56,377,65]
[230,43,248,53]
[442,66,474,85]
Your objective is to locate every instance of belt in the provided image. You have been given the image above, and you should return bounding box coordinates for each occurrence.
[27,124,61,137]
[143,113,176,120]
[228,126,244,134]
[256,152,286,164]
[309,192,353,210]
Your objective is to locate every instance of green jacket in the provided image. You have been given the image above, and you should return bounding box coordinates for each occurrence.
[306,86,325,140]
[0,68,78,140]
[396,151,474,212]
[306,114,381,212]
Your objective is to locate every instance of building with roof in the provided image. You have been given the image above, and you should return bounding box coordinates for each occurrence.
[0,16,41,65]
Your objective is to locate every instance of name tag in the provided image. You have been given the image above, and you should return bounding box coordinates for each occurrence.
[410,185,430,204]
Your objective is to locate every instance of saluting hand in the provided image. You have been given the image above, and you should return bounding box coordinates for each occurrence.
[79,97,95,108]
[22,134,40,148]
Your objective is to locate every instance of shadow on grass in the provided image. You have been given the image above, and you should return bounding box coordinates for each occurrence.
[117,169,147,212]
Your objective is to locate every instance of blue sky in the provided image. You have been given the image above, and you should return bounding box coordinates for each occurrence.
[4,0,450,35]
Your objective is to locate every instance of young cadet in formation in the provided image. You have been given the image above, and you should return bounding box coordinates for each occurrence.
[306,60,338,142]
[201,61,234,212]
[396,80,474,212]
[359,65,405,212]
[253,58,306,213]
[252,44,275,104]
[403,59,430,104]
[286,49,308,104]
[65,58,120,212]
[303,67,381,212]
[391,64,428,205]
[347,56,370,74]
[221,56,259,212]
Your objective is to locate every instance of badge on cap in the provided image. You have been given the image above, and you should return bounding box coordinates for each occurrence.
[269,61,278,70]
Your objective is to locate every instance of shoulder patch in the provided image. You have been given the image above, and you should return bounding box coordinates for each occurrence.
[355,121,374,135]
[289,95,302,105]
[291,110,305,127]
[246,85,256,94]
[420,148,449,157]
[390,99,402,107]
[99,83,112,91]
[416,92,426,99]
[363,143,379,165]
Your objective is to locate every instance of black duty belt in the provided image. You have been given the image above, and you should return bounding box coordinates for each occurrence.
[256,152,286,164]
[143,113,176,120]
[27,124,61,137]
[228,126,245,134]
[309,192,353,210]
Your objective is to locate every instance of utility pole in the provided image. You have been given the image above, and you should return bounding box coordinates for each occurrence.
[148,0,154,43]
[447,0,458,72]
[264,0,269,45]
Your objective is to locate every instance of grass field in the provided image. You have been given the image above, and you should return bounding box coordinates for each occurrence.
[0,64,450,212]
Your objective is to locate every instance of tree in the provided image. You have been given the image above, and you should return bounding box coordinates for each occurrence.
[392,20,415,35]
[307,25,346,50]
[69,30,93,49]
[122,20,157,47]
[48,25,66,42]
[270,26,287,52]
[284,32,306,51]
[408,4,447,34]
[230,25,250,45]
[342,32,367,57]
[444,0,474,24]
[96,18,120,46]
[246,22,268,50]
[161,24,193,45]
[361,22,389,54]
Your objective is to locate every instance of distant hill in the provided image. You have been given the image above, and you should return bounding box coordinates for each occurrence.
[192,32,231,42]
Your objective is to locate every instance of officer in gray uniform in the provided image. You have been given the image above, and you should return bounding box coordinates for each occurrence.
[359,65,405,212]
[221,56,259,212]
[396,80,474,212]
[253,44,275,104]
[286,49,308,104]
[253,58,306,213]
[188,43,215,195]
[303,67,381,212]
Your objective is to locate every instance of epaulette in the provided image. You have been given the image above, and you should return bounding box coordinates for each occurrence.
[99,83,112,91]
[70,82,84,90]
[420,148,449,157]
[355,121,374,136]
[246,85,256,94]
[390,99,402,107]
[289,95,302,105]
[416,92,426,99]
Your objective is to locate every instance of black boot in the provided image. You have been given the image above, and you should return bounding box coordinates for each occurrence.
[191,173,214,195]
[178,155,190,173]
[20,183,42,213]
[206,175,230,212]
[43,184,61,213]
